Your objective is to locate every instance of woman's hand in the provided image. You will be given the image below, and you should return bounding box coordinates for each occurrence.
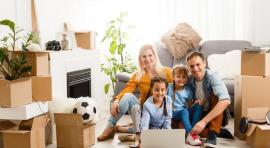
[111,100,120,117]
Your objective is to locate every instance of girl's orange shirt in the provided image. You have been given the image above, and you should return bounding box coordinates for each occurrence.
[114,67,173,104]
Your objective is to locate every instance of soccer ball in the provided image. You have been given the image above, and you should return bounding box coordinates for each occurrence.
[73,100,97,123]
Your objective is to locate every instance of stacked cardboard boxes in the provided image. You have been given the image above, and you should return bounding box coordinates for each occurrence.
[23,51,52,102]
[234,50,270,147]
[0,51,52,147]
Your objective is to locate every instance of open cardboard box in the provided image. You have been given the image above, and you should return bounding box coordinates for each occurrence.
[54,113,95,148]
[245,107,270,148]
[234,76,270,139]
[14,51,50,76]
[32,76,52,102]
[0,77,32,107]
[241,51,270,76]
[1,115,47,148]
[0,121,17,148]
[75,31,96,50]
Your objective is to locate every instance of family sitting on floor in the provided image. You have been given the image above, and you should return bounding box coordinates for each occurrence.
[97,44,232,148]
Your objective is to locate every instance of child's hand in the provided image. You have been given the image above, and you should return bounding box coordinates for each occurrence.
[194,98,204,106]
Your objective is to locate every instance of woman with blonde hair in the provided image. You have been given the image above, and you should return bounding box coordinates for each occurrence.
[97,44,173,146]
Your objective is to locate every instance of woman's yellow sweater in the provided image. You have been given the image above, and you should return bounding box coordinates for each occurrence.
[114,67,173,104]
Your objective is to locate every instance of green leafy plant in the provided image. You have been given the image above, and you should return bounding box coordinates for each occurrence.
[101,12,137,94]
[0,19,32,80]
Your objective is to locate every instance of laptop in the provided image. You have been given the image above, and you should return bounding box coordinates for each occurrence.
[141,129,185,148]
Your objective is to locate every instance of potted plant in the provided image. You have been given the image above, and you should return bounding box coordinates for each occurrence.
[0,19,33,107]
[101,12,137,94]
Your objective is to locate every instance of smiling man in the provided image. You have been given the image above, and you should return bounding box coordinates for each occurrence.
[186,51,231,148]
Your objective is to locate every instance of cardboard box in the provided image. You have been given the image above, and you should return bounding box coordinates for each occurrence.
[14,51,50,76]
[0,102,48,120]
[0,121,17,148]
[241,51,270,76]
[32,76,52,102]
[1,115,47,148]
[245,107,270,148]
[75,31,96,50]
[54,113,95,148]
[234,76,270,139]
[0,77,32,107]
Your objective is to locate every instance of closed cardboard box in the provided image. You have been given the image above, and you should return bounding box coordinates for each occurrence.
[0,77,32,107]
[1,115,47,148]
[32,76,52,102]
[54,113,95,148]
[14,51,50,76]
[245,107,270,148]
[241,51,270,76]
[234,76,270,139]
[75,31,96,50]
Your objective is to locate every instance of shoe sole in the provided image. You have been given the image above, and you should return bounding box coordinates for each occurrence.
[204,142,217,148]
[118,134,136,142]
[186,141,202,146]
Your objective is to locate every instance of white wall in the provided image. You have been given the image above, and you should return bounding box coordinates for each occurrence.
[253,0,270,45]
[0,0,31,38]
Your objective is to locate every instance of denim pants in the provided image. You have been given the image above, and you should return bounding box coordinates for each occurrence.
[173,104,203,134]
[108,93,141,133]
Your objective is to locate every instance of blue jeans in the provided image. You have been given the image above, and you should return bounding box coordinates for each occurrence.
[173,104,203,134]
[108,93,141,133]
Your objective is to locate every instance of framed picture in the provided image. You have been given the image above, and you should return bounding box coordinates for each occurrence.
[56,32,77,50]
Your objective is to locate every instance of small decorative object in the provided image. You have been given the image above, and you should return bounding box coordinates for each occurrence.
[73,100,97,123]
[26,43,42,51]
[61,33,69,50]
[32,31,41,44]
[56,32,77,50]
[45,40,61,51]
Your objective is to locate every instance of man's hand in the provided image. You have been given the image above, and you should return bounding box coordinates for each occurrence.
[194,98,204,106]
[190,120,207,135]
[111,100,120,117]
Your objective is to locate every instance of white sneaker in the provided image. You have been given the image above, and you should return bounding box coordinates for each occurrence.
[186,133,202,146]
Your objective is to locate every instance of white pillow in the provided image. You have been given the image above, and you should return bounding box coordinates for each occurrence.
[207,50,241,79]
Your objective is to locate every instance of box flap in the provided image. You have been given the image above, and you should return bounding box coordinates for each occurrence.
[31,115,47,130]
[257,124,270,131]
[1,130,30,134]
[54,113,83,126]
[19,115,47,131]
[246,123,257,136]
[247,107,270,120]
[0,121,17,130]
[246,107,270,136]
[10,77,31,84]
[19,119,33,130]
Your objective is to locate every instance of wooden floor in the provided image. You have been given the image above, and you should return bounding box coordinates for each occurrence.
[47,114,250,148]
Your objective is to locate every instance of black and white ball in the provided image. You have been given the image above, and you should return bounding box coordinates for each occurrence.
[73,100,97,123]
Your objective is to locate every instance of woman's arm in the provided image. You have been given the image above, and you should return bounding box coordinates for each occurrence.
[114,73,138,101]
[111,73,138,117]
